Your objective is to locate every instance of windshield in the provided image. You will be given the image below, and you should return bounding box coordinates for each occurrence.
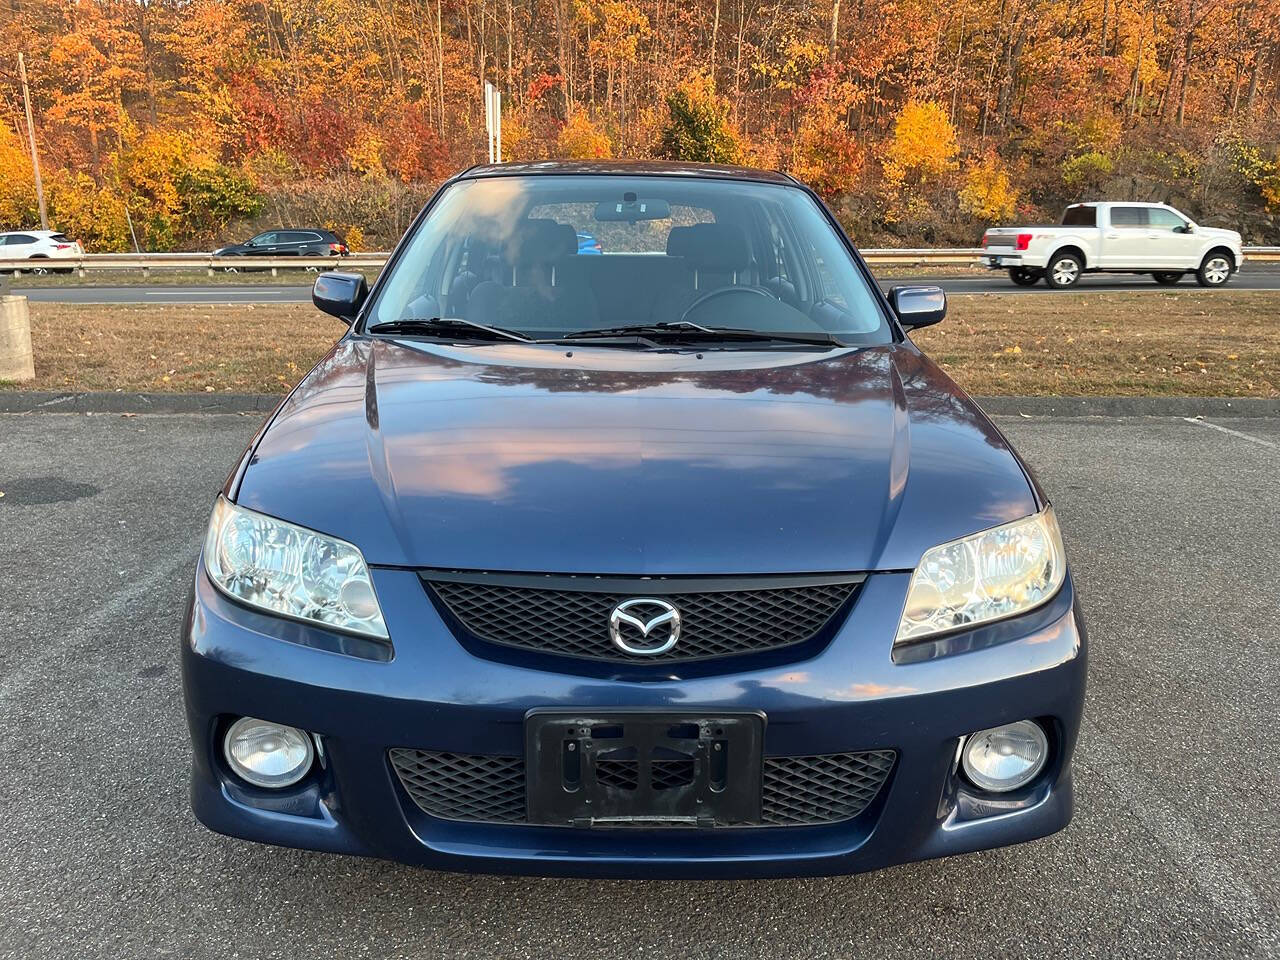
[366,175,891,345]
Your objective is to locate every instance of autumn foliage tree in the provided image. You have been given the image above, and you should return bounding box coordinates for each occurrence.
[1,0,1279,246]
[657,75,740,164]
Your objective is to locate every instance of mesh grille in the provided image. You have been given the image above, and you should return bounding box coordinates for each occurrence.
[389,748,526,824]
[390,748,895,826]
[760,751,897,825]
[425,578,858,662]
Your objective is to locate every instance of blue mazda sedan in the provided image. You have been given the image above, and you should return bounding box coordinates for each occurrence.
[182,161,1086,878]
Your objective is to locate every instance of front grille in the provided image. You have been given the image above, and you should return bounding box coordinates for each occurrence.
[390,748,895,827]
[424,575,860,662]
[760,751,897,825]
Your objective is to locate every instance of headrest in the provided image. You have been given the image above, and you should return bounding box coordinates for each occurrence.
[666,223,751,272]
[506,218,576,265]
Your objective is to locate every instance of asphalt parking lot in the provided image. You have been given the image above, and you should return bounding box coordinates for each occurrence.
[1,411,1277,959]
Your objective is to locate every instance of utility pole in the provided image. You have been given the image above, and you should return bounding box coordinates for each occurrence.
[17,54,49,231]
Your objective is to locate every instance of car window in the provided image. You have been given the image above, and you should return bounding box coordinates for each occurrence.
[1109,207,1148,227]
[368,175,891,345]
[50,233,73,243]
[252,233,278,245]
[1147,208,1187,231]
[1061,205,1097,227]
[528,202,715,254]
[5,234,37,245]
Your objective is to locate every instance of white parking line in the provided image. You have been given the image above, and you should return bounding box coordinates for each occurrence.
[1183,417,1278,450]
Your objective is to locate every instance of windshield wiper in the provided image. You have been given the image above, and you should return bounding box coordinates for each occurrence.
[551,321,841,347]
[366,317,533,343]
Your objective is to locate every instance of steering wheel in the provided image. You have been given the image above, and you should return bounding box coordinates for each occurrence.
[678,285,776,324]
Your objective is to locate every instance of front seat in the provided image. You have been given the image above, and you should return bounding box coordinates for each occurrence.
[473,219,599,333]
[651,223,755,323]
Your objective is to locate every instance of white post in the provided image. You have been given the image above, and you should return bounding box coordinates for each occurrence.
[483,82,502,163]
[494,88,502,163]
[484,81,495,163]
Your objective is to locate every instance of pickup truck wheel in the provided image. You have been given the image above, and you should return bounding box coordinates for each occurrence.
[1045,253,1082,288]
[1008,267,1041,286]
[1196,253,1233,287]
[1152,272,1183,285]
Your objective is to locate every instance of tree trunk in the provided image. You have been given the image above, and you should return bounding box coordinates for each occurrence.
[830,0,840,50]
[1176,8,1195,126]
[711,0,721,75]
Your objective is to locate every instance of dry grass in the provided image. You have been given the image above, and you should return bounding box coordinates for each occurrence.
[12,303,339,394]
[917,292,1280,396]
[3,291,1277,396]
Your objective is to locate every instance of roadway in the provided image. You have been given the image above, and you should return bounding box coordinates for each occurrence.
[1,410,1277,959]
[11,265,1280,304]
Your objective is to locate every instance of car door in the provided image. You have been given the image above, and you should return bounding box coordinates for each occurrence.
[250,232,280,254]
[274,231,306,255]
[296,231,326,255]
[1098,206,1151,269]
[5,234,40,259]
[1144,207,1200,268]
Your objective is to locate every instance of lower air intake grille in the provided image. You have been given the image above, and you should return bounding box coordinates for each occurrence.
[424,576,860,662]
[760,751,897,825]
[389,749,526,824]
[390,748,895,826]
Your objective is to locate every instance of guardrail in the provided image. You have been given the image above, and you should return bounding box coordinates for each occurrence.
[2,246,1278,277]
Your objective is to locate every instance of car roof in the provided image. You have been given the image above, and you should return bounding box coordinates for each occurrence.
[1072,201,1169,208]
[457,160,796,185]
[1,230,59,237]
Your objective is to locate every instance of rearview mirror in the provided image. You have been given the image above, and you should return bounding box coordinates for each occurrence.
[312,272,368,324]
[594,197,671,222]
[888,285,946,330]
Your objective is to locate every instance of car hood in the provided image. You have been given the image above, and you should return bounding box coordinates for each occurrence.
[234,338,1039,573]
[1197,226,1241,243]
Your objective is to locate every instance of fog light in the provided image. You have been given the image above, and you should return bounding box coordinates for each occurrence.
[961,720,1048,792]
[223,717,314,788]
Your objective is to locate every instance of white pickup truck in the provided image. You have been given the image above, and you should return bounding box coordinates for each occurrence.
[980,202,1244,288]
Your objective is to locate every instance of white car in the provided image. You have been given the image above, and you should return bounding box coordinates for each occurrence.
[980,202,1244,288]
[0,230,84,273]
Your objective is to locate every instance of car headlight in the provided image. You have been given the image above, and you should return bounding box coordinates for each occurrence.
[202,496,388,639]
[895,506,1065,645]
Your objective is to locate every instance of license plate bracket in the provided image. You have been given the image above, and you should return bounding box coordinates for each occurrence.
[525,711,765,827]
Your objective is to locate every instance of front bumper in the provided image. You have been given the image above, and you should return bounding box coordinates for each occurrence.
[182,563,1087,879]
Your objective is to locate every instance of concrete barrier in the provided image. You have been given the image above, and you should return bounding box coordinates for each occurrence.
[0,295,36,383]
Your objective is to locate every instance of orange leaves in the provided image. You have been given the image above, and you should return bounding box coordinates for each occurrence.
[556,113,614,159]
[0,123,38,228]
[959,152,1019,222]
[880,101,958,190]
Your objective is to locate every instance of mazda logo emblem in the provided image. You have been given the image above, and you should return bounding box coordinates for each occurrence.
[608,598,681,656]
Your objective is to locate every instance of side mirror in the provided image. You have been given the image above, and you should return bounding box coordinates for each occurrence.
[1174,224,1194,234]
[888,284,946,330]
[312,271,368,324]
